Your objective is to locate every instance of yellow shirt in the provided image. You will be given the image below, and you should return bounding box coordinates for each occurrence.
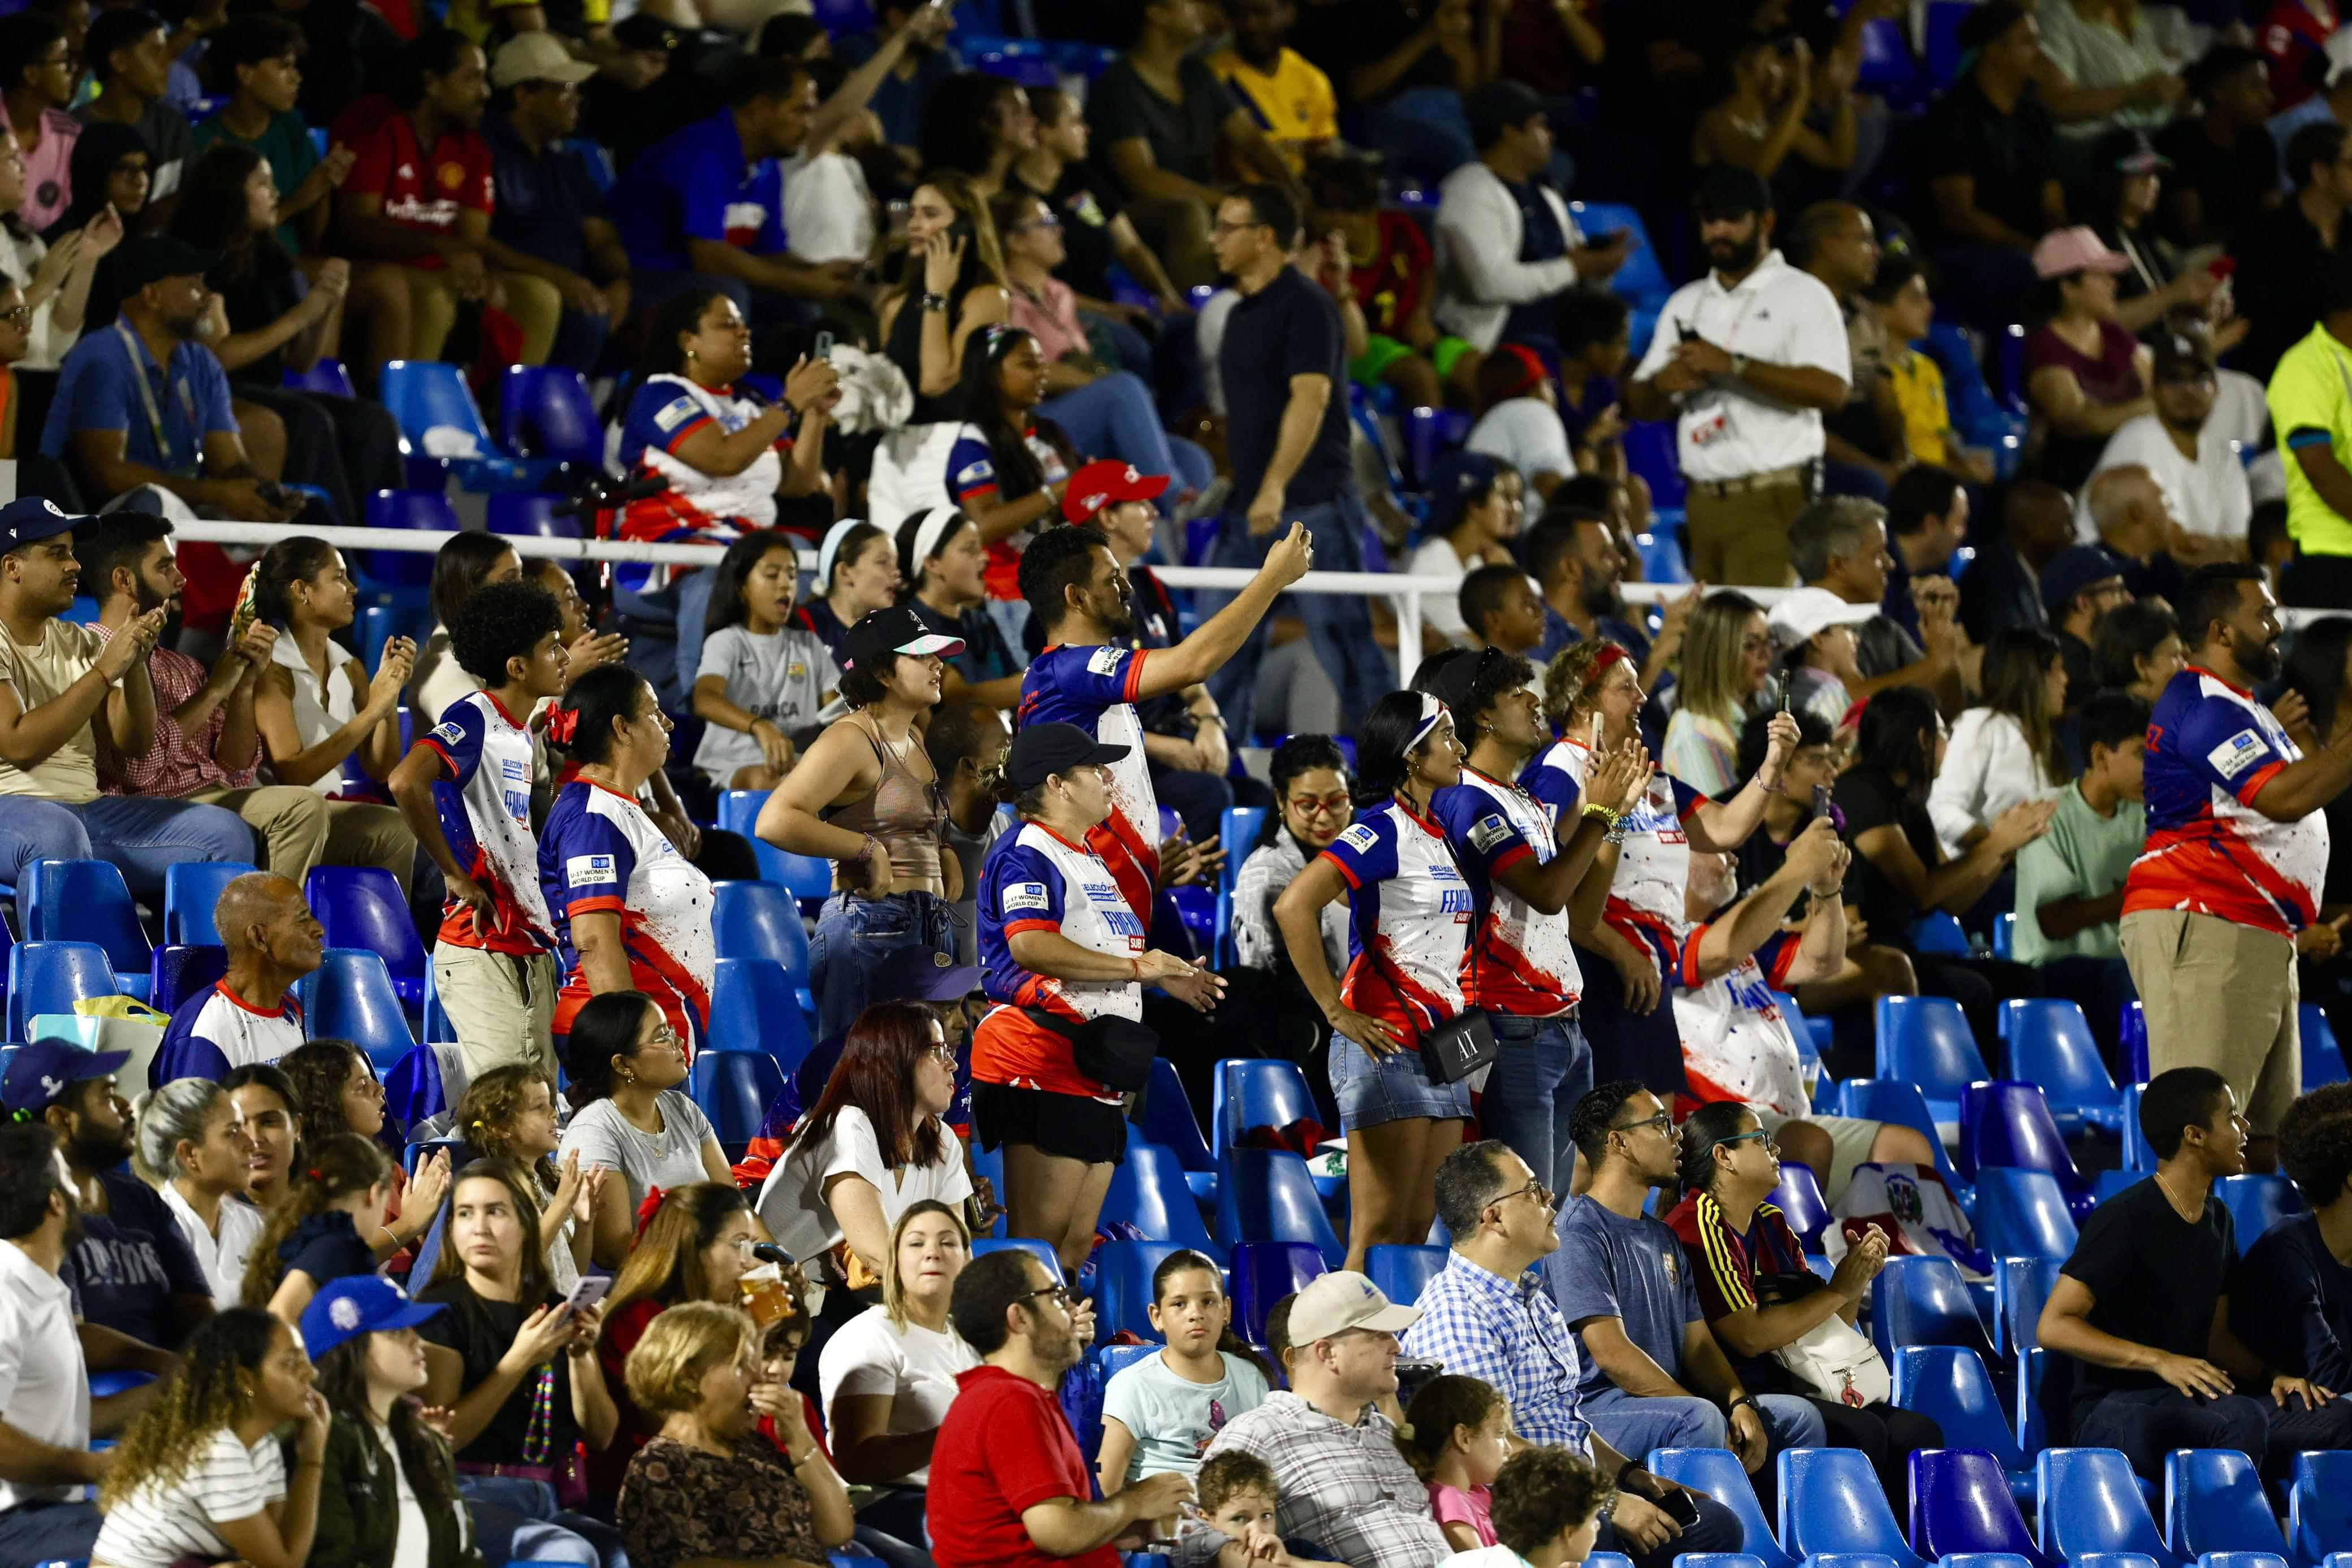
[1208,46,1338,171]
[1884,345,1953,467]
[2269,322,2352,556]
[0,617,105,802]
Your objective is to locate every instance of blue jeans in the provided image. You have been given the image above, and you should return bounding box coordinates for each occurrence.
[1201,495,1395,743]
[810,890,955,1041]
[1484,1013,1592,1199]
[458,1474,628,1568]
[1581,1385,1826,1461]
[1037,371,1215,500]
[1361,85,1477,184]
[615,561,719,716]
[1,793,256,901]
[0,1498,102,1562]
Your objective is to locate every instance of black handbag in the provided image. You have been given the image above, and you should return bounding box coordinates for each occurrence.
[1026,1008,1161,1092]
[1417,1007,1499,1084]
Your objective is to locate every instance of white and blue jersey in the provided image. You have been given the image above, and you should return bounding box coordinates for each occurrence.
[611,107,788,272]
[1432,764,1581,1017]
[1523,737,1707,978]
[972,820,1145,1102]
[153,983,305,1088]
[1318,797,1472,1048]
[421,691,554,957]
[610,374,786,594]
[540,779,717,1050]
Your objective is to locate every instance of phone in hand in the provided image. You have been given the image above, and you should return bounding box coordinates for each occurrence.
[813,330,835,361]
[561,1275,612,1319]
[1811,783,1832,820]
[1659,1489,1703,1529]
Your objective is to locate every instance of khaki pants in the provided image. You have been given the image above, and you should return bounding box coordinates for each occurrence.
[2120,907,2302,1134]
[410,271,564,368]
[435,943,559,1082]
[1684,477,1809,587]
[184,783,329,877]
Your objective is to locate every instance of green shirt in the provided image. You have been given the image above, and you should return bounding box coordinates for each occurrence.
[2268,321,2352,557]
[2013,779,2145,963]
[191,108,319,258]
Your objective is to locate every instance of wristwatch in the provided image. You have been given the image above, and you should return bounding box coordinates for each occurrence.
[1728,352,1750,381]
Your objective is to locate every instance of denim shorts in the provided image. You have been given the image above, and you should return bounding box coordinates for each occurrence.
[1329,1032,1475,1132]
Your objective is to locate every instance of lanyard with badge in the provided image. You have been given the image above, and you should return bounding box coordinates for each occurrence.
[115,320,200,477]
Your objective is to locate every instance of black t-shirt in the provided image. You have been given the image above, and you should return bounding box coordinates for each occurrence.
[2154,119,2281,250]
[63,1168,211,1348]
[2233,200,2336,382]
[415,1281,581,1466]
[1295,0,1463,105]
[2063,1176,2235,1411]
[1086,56,1235,190]
[1015,158,1126,301]
[278,1211,378,1286]
[2233,1210,2352,1391]
[1833,763,1939,946]
[213,252,306,389]
[1919,77,2059,244]
[1221,266,1355,509]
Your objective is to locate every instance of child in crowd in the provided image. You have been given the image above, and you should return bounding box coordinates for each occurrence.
[453,1063,603,1294]
[239,1132,392,1323]
[691,531,842,791]
[1396,1374,1512,1552]
[1098,1250,1273,1493]
[1196,1450,1330,1568]
[1441,1446,1612,1568]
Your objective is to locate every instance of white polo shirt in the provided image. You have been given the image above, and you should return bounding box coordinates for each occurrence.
[161,1184,265,1307]
[2077,412,2253,544]
[1631,249,1849,484]
[0,1238,89,1510]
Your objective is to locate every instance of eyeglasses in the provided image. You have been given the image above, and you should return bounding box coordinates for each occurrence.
[1487,1178,1555,1214]
[1287,792,1352,817]
[923,1044,957,1066]
[1610,1110,1674,1139]
[1015,215,1062,233]
[0,305,33,327]
[1210,219,1266,237]
[1713,1129,1778,1155]
[1018,1282,1074,1310]
[636,1023,682,1053]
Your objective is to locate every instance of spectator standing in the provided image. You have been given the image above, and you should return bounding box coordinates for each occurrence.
[832,0,962,154]
[1625,166,1848,588]
[153,872,320,1083]
[139,1079,263,1311]
[2250,118,2352,388]
[1661,591,1772,797]
[72,8,188,215]
[2085,327,2253,560]
[1202,183,1391,742]
[2267,250,2352,606]
[1928,627,2072,855]
[1918,2,2065,329]
[2123,565,2352,1163]
[0,13,77,236]
[2013,690,2147,1060]
[2025,227,2153,493]
[191,16,342,257]
[484,33,629,375]
[2156,45,2281,249]
[1229,735,1351,1114]
[1210,0,1340,172]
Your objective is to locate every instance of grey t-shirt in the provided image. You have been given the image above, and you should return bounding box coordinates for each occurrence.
[556,1091,717,1217]
[690,625,839,784]
[1549,1194,1704,1400]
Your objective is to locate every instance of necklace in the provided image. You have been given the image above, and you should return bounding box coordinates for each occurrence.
[2152,1166,2202,1220]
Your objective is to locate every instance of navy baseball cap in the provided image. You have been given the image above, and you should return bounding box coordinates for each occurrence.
[0,496,85,553]
[1006,721,1128,788]
[2040,544,2128,614]
[1,1041,132,1117]
[300,1276,448,1362]
[875,943,982,999]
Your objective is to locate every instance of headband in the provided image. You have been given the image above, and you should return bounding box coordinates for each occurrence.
[1562,643,1627,734]
[816,518,867,588]
[1495,344,1547,401]
[1408,692,1450,755]
[909,508,965,575]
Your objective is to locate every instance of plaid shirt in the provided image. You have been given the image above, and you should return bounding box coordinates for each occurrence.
[1400,1250,1595,1458]
[92,626,254,798]
[1178,1392,1449,1568]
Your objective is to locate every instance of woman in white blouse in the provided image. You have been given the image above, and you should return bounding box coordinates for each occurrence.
[754,1001,971,1290]
[0,133,118,371]
[140,1078,265,1307]
[1662,590,1773,796]
[1929,627,2071,855]
[1230,737,1352,1123]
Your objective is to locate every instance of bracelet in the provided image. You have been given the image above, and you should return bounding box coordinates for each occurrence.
[789,1448,820,1467]
[378,1225,403,1251]
[1729,1394,1759,1414]
[1580,802,1619,826]
[920,291,949,313]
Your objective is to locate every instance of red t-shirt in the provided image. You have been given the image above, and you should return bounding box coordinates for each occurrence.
[1347,211,1431,339]
[587,1296,665,1496]
[927,1365,1115,1568]
[342,110,494,270]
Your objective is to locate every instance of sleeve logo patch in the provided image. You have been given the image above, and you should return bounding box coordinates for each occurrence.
[2208,727,2267,779]
[1086,647,1123,677]
[652,395,700,432]
[429,720,463,746]
[1004,882,1051,913]
[954,458,995,488]
[1468,814,1512,852]
[566,852,617,887]
[1339,824,1379,852]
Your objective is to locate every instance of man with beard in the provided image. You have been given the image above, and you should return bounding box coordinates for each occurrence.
[484,33,626,377]
[1627,167,1849,588]
[2122,564,2352,1170]
[2083,329,2252,564]
[1208,0,1339,174]
[1795,201,1907,503]
[73,512,342,882]
[5,1042,209,1354]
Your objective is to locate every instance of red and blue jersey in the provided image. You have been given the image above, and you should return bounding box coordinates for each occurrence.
[1431,765,1581,1017]
[153,984,304,1088]
[612,109,788,273]
[1523,737,1709,980]
[611,374,786,593]
[421,691,554,957]
[1018,644,1160,923]
[1320,797,1472,1048]
[945,425,1070,599]
[973,821,1144,1102]
[539,779,717,1049]
[2124,664,2330,938]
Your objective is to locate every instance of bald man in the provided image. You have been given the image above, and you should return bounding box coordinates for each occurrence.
[2087,465,2190,607]
[151,873,324,1087]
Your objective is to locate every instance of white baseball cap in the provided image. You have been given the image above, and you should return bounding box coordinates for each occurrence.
[1286,1271,1423,1345]
[1767,586,1878,652]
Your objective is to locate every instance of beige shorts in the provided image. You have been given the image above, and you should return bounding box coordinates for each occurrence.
[1757,1110,1883,1205]
[2120,908,2300,1135]
[432,945,559,1084]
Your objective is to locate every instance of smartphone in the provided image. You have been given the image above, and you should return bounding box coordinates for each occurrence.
[1811,784,1831,820]
[561,1275,613,1318]
[1660,1490,1704,1529]
[1394,1358,1445,1410]
[813,330,835,361]
[1780,680,1793,715]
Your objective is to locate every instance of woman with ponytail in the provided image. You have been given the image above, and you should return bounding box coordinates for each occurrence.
[240,1132,392,1322]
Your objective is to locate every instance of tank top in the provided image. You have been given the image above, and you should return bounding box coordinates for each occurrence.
[884,284,971,426]
[824,709,946,894]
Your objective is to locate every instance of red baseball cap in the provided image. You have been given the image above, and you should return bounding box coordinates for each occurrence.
[1061,459,1170,523]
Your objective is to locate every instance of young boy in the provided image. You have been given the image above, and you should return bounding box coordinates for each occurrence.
[1196,1452,1333,1568]
[1443,1447,1612,1568]
[388,577,571,1081]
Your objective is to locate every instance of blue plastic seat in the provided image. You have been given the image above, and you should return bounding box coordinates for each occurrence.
[1871,1256,1997,1368]
[1365,1244,1445,1309]
[305,867,426,1009]
[1941,1556,2038,1568]
[2166,1449,2287,1562]
[1837,1078,1969,1190]
[148,944,226,1015]
[1624,421,1688,512]
[1971,1168,2078,1262]
[1959,1082,2091,1217]
[1219,807,1265,892]
[299,948,416,1063]
[707,957,816,1075]
[282,357,357,399]
[1097,1342,1157,1387]
[1908,1447,2043,1558]
[7,940,118,1041]
[2017,1348,2072,1454]
[2305,1004,2349,1088]
[1216,1149,1343,1267]
[2037,1449,2183,1568]
[1998,999,2124,1136]
[967,1141,1006,1238]
[23,859,150,999]
[1678,1556,1766,1568]
[689,1049,786,1151]
[1770,1160,1832,1251]
[500,365,603,466]
[2292,1453,2352,1566]
[358,602,438,678]
[1564,201,1668,348]
[1139,1056,1217,1201]
[1853,14,1921,101]
[359,488,460,591]
[384,1042,453,1131]
[1993,1255,2059,1357]
[2215,1173,2303,1255]
[1647,1449,1793,1568]
[1779,1448,1927,1568]
[971,1236,1063,1281]
[1213,1059,1321,1161]
[712,881,811,977]
[717,791,833,902]
[1093,1239,1196,1340]
[1878,995,1992,1121]
[486,492,585,544]
[2196,1556,2288,1568]
[378,359,554,491]
[162,861,255,947]
[1895,1351,2032,1502]
[1101,1141,1225,1262]
[1229,1240,1327,1346]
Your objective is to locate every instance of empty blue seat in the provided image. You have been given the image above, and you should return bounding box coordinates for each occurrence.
[1837,1079,1969,1190]
[1779,1448,1927,1568]
[148,944,227,1015]
[971,1237,1063,1280]
[1229,1240,1327,1346]
[1092,1239,1195,1340]
[1216,1149,1343,1267]
[1101,1141,1225,1262]
[421,960,453,1045]
[2196,1556,2287,1568]
[707,957,815,1075]
[1908,1448,2042,1558]
[359,601,438,677]
[360,489,460,590]
[712,881,810,977]
[1878,996,1992,1121]
[1770,1161,1832,1251]
[1941,1556,2038,1568]
[2166,1448,2287,1562]
[690,1049,786,1150]
[24,859,150,999]
[2037,1449,2183,1568]
[1678,1557,1765,1568]
[1895,1350,2031,1501]
[300,949,415,1063]
[499,365,603,466]
[305,867,427,1008]
[378,359,552,491]
[2293,1453,2352,1567]
[1213,1059,1321,1160]
[162,861,256,947]
[1972,1168,2078,1262]
[718,791,832,899]
[1139,1056,1216,1201]
[2305,1005,2349,1089]
[1647,1449,1793,1568]
[1960,1081,2091,1218]
[1366,1244,1445,1309]
[1872,1256,1996,1368]
[1994,1255,2059,1357]
[384,1043,454,1131]
[486,492,584,543]
[1218,808,1265,892]
[2121,1082,2154,1172]
[283,357,357,398]
[1999,999,2124,1136]
[2215,1173,2303,1255]
[8,940,119,1041]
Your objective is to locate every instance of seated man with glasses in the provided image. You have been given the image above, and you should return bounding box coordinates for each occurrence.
[1398,1140,1744,1568]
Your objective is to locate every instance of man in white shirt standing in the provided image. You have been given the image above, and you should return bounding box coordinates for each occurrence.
[1627,167,1851,588]
[2081,327,2252,561]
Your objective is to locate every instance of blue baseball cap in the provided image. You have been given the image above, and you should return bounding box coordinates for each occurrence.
[2040,544,2128,615]
[300,1276,447,1361]
[1425,451,1503,538]
[0,1040,132,1117]
[0,496,86,554]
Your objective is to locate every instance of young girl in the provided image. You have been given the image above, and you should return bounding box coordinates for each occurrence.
[691,531,842,791]
[1408,452,1521,648]
[1446,1448,1612,1568]
[1097,1250,1272,1494]
[1396,1374,1512,1552]
[241,1132,393,1323]
[453,1062,602,1293]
